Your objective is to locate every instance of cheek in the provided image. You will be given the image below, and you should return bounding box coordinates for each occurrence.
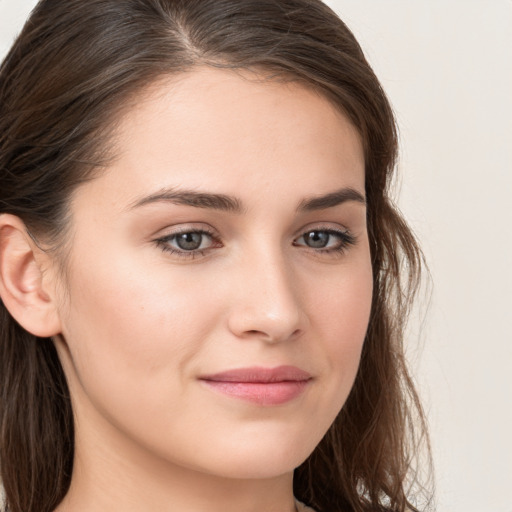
[58,249,219,400]
[313,258,372,345]
[56,251,229,465]
[307,254,373,399]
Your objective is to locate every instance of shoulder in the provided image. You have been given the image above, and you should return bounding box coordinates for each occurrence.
[295,500,317,512]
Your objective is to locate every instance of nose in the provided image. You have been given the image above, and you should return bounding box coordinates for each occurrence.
[226,249,307,343]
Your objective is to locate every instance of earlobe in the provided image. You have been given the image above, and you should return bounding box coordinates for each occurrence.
[0,214,61,337]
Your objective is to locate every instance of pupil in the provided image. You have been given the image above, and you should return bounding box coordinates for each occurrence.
[305,231,329,248]
[176,232,202,250]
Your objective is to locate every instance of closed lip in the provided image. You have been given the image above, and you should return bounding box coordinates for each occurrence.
[199,365,312,383]
[198,365,312,405]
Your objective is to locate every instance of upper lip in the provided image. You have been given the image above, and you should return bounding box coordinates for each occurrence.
[199,365,312,383]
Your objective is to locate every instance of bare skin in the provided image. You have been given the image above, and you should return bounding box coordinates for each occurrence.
[0,67,371,512]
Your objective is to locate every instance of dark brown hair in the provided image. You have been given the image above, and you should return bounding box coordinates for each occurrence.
[0,1,431,511]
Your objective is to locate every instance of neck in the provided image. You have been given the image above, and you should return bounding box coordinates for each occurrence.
[55,410,297,512]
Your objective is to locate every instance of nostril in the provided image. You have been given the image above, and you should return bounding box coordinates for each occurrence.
[226,278,306,342]
[236,327,303,344]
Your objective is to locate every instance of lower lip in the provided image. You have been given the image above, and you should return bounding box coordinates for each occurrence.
[200,380,310,406]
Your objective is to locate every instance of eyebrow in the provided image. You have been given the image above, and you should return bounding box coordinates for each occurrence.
[129,188,244,213]
[128,186,365,213]
[297,187,366,211]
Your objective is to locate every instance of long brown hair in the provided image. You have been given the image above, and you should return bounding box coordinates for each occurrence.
[0,1,431,511]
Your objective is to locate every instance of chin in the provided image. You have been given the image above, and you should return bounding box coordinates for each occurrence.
[186,427,319,480]
[206,453,306,480]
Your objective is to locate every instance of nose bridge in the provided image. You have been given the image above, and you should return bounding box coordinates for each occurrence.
[227,241,305,342]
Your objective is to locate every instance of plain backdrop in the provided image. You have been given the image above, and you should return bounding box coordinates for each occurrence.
[1,1,511,511]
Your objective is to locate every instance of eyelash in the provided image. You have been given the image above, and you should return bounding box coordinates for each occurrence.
[154,226,356,260]
[293,227,356,256]
[155,227,219,260]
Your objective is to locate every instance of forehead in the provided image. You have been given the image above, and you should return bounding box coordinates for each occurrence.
[76,67,365,211]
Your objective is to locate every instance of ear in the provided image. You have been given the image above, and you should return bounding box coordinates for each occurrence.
[0,214,62,337]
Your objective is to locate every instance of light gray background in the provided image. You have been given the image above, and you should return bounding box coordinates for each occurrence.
[1,1,511,511]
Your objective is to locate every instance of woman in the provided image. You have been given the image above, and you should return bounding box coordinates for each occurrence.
[0,1,431,511]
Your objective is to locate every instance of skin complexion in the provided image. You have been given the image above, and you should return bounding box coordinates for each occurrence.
[3,68,373,512]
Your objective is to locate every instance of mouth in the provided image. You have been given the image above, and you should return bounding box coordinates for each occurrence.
[199,366,312,406]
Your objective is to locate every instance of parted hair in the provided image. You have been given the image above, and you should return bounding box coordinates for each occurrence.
[0,1,431,511]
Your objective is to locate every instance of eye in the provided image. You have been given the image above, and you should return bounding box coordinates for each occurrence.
[173,232,207,251]
[294,228,356,254]
[301,230,332,249]
[155,228,220,257]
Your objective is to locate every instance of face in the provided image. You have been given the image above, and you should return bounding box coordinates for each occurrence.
[53,68,372,480]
